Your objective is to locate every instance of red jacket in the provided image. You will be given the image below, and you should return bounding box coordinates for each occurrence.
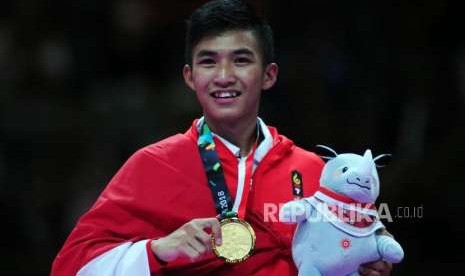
[52,120,324,275]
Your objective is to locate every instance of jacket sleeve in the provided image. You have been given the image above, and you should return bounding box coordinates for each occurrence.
[51,149,169,276]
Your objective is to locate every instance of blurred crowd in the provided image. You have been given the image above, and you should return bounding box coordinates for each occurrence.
[0,1,464,274]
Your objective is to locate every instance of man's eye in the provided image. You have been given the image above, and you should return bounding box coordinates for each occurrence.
[235,57,251,65]
[198,59,215,65]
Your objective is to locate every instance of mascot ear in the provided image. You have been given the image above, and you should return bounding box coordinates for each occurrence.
[314,145,338,161]
[373,154,392,168]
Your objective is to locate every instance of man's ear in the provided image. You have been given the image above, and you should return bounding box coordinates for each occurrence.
[183,64,195,91]
[262,63,279,90]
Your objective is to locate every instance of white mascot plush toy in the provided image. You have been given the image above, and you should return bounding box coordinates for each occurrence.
[279,145,404,276]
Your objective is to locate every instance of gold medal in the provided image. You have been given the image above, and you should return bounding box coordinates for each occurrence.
[211,217,256,263]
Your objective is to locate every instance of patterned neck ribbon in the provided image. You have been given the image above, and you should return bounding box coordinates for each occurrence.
[197,123,236,219]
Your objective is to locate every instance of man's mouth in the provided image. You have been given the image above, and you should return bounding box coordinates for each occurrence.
[210,91,241,99]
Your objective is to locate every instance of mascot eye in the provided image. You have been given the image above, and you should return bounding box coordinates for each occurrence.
[342,167,348,173]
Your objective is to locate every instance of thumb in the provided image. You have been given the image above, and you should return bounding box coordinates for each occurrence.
[210,219,222,246]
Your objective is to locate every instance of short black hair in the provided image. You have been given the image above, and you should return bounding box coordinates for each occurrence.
[185,0,274,66]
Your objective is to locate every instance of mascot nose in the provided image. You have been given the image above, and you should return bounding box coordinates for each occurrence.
[348,150,374,186]
[351,175,372,185]
[356,175,372,185]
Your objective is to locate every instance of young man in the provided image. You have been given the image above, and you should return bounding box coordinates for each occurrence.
[52,1,392,275]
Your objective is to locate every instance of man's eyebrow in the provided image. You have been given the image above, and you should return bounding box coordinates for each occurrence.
[195,50,216,58]
[194,48,255,59]
[233,48,254,56]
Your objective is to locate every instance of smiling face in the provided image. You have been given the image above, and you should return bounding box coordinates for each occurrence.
[183,30,278,128]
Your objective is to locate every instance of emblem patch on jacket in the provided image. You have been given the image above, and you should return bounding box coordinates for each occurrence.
[291,170,303,199]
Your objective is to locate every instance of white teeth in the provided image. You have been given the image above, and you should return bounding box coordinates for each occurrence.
[213,91,239,98]
[220,92,232,98]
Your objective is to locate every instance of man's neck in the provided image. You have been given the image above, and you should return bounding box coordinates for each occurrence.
[204,116,258,157]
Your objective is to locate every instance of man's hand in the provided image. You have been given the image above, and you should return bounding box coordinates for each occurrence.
[359,260,392,276]
[359,227,394,275]
[150,218,222,262]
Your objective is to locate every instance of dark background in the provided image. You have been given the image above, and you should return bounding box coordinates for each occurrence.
[1,0,464,275]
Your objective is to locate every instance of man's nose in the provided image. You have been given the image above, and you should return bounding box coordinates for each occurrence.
[213,63,236,87]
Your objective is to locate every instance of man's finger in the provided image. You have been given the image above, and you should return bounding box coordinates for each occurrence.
[358,266,381,276]
[181,244,200,260]
[188,237,207,255]
[363,260,390,272]
[194,228,213,249]
[210,219,222,245]
[196,218,222,245]
[376,228,394,238]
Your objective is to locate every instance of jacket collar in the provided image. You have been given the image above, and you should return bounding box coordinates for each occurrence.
[185,118,294,170]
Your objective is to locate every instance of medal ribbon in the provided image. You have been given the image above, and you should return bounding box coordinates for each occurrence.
[197,123,256,220]
[234,145,257,219]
